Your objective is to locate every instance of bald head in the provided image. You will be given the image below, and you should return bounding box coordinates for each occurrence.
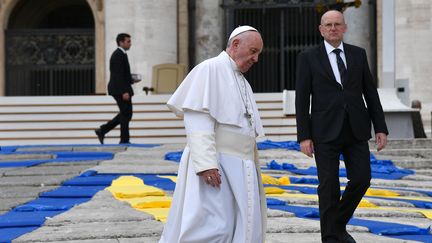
[321,10,345,25]
[319,10,347,47]
[226,30,263,73]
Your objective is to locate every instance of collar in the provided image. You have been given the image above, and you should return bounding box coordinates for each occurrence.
[118,47,127,54]
[222,51,240,72]
[324,40,344,55]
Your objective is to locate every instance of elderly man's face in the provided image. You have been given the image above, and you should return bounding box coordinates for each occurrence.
[319,10,346,46]
[232,32,263,73]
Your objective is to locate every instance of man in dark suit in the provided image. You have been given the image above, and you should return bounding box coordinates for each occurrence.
[95,33,134,144]
[295,10,388,243]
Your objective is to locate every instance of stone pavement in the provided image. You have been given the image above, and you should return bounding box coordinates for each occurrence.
[1,139,431,243]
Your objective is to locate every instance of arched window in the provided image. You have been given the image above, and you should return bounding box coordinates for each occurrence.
[6,0,95,96]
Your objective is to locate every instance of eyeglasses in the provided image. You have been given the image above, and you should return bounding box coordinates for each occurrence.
[321,23,345,29]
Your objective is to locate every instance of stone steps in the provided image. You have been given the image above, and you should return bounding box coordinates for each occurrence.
[2,141,431,243]
[0,93,297,145]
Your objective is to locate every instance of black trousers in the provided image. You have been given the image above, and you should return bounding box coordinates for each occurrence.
[100,95,133,143]
[314,115,371,243]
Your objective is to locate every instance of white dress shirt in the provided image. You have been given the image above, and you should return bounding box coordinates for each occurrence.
[324,40,347,85]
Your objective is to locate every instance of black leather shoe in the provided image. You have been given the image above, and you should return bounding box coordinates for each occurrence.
[95,129,105,144]
[339,231,356,243]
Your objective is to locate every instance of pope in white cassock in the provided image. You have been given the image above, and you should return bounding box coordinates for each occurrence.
[159,26,266,243]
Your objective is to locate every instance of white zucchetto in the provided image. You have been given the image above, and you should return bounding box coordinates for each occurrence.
[228,25,258,41]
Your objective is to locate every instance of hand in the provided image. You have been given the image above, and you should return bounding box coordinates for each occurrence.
[300,139,314,158]
[375,133,387,152]
[122,92,130,101]
[198,168,221,188]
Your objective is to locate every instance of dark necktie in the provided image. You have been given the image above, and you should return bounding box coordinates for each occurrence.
[332,48,347,85]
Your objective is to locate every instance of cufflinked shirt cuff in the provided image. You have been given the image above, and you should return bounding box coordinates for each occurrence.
[187,132,218,174]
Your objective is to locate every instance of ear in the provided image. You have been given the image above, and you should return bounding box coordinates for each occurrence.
[342,24,347,33]
[318,25,325,37]
[232,38,240,48]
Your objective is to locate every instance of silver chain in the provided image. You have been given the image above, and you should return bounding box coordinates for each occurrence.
[229,57,253,126]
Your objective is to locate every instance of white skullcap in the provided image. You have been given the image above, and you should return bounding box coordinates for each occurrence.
[228,25,258,41]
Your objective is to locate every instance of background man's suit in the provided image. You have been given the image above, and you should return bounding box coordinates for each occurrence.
[295,42,388,242]
[100,48,133,143]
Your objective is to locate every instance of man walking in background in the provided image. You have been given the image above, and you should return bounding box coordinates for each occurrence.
[295,10,388,243]
[95,33,134,144]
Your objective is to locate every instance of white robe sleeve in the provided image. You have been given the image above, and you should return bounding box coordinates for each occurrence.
[184,110,218,174]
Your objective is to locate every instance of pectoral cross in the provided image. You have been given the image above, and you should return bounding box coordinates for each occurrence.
[245,110,252,126]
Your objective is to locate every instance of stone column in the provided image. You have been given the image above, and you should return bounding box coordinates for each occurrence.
[380,0,395,88]
[87,0,106,94]
[0,0,18,96]
[194,0,224,64]
[178,0,189,69]
[343,1,376,80]
[105,0,177,95]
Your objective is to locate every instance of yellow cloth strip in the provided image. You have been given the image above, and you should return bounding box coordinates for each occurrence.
[137,208,170,222]
[106,176,165,199]
[110,176,142,186]
[120,196,172,209]
[107,185,165,198]
[264,187,285,195]
[365,188,399,197]
[158,175,177,183]
[106,176,171,222]
[261,173,290,185]
[358,200,378,208]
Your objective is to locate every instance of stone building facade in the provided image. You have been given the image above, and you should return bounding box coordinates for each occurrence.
[0,0,429,134]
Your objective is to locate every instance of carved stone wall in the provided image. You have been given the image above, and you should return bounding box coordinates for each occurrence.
[0,0,105,95]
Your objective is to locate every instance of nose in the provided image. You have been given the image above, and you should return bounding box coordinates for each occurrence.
[252,54,259,63]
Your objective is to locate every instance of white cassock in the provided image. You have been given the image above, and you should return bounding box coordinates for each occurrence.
[159,51,267,243]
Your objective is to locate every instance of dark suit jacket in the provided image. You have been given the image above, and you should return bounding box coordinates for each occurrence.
[108,48,133,96]
[295,42,388,143]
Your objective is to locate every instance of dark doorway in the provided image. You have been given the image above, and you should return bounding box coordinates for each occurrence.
[224,1,323,92]
[6,0,95,96]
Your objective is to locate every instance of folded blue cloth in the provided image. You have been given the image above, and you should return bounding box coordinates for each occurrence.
[0,211,62,228]
[257,140,300,151]
[164,151,183,162]
[136,174,177,191]
[40,186,105,198]
[63,175,121,186]
[267,160,414,180]
[14,198,90,212]
[0,152,114,168]
[289,177,319,184]
[0,227,39,243]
